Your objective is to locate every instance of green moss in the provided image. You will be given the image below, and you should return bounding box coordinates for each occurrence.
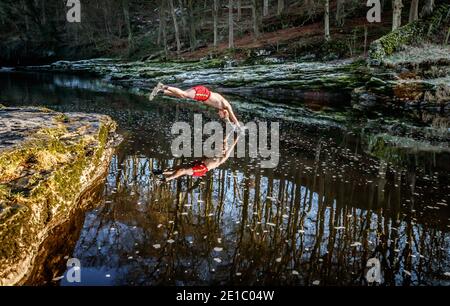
[369,4,450,64]
[0,111,117,284]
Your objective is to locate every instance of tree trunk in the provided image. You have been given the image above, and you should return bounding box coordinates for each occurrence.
[392,0,403,31]
[187,0,197,51]
[252,0,260,38]
[237,0,241,21]
[324,0,331,41]
[421,0,434,17]
[263,0,269,17]
[277,0,284,16]
[122,0,133,53]
[169,0,181,57]
[336,0,345,27]
[229,0,234,48]
[178,0,188,39]
[162,4,168,56]
[213,0,219,48]
[409,0,419,23]
[157,0,164,46]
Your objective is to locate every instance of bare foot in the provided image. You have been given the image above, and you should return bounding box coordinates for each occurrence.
[149,82,165,101]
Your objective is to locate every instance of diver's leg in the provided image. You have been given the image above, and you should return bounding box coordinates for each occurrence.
[163,86,192,99]
[165,168,194,181]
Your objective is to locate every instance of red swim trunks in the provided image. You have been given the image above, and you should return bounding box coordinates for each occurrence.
[192,85,211,102]
[192,160,209,177]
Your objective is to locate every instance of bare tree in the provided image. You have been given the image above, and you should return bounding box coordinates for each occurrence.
[336,0,345,27]
[277,0,284,15]
[229,0,234,48]
[409,0,419,23]
[324,0,331,41]
[213,0,219,48]
[122,0,133,53]
[169,0,181,57]
[392,0,403,31]
[421,0,434,17]
[237,0,241,21]
[252,0,261,38]
[157,0,165,47]
[187,0,197,50]
[263,0,269,17]
[178,0,188,39]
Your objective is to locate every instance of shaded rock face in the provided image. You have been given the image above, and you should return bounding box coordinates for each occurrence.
[0,107,120,285]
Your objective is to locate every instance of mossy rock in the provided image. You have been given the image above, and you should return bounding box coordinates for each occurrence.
[0,107,120,285]
[369,4,450,65]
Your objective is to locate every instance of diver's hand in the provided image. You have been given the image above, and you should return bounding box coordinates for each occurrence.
[235,124,246,134]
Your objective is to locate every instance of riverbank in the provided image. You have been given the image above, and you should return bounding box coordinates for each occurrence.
[0,107,120,285]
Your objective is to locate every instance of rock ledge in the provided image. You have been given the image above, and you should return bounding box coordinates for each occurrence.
[0,106,120,285]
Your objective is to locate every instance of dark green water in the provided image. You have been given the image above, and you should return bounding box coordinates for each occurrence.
[1,71,449,286]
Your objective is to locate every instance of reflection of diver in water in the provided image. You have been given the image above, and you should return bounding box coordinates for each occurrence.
[154,132,240,183]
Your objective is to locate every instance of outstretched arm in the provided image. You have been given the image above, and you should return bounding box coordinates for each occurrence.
[217,134,240,165]
[221,97,240,126]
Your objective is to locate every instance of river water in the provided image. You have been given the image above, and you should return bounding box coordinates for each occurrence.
[0,71,449,286]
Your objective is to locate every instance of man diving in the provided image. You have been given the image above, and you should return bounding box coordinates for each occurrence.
[149,82,241,128]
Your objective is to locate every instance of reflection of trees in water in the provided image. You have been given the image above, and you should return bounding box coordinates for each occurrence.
[71,150,450,286]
